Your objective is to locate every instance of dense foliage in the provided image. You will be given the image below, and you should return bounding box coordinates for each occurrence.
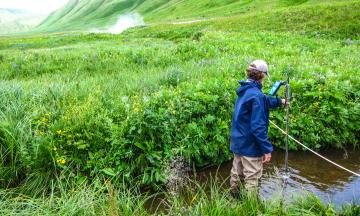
[0,0,359,192]
[0,30,359,189]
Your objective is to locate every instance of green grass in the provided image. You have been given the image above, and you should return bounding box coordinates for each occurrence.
[0,29,359,188]
[0,0,359,212]
[127,0,360,39]
[36,0,138,32]
[0,180,149,215]
[34,0,359,37]
[0,177,358,216]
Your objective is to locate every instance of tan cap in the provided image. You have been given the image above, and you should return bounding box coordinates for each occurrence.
[248,60,269,74]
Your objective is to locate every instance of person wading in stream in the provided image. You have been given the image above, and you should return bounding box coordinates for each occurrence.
[229,60,286,199]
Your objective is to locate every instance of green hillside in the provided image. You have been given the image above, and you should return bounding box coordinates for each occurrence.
[36,0,137,32]
[36,0,358,37]
[127,1,359,40]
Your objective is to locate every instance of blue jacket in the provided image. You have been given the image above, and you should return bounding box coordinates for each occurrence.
[230,80,282,157]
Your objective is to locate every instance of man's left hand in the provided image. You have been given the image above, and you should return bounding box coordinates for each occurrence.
[263,153,272,163]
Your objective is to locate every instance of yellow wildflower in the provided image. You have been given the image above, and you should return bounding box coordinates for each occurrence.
[35,130,45,136]
[56,158,66,165]
[313,102,319,108]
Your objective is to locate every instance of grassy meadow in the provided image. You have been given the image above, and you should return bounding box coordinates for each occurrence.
[0,0,359,215]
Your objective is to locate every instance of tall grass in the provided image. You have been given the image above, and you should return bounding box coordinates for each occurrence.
[0,177,358,216]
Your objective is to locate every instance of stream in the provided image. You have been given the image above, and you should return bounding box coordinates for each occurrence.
[197,148,360,206]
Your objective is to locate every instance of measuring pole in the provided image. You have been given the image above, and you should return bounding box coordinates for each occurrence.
[284,65,291,174]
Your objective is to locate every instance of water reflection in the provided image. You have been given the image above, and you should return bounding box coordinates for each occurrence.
[197,148,360,206]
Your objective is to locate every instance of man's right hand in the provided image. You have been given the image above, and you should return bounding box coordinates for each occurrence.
[263,153,272,163]
[281,99,289,106]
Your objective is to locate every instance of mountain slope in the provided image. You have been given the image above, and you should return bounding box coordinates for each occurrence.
[36,0,141,32]
[125,0,360,39]
[34,0,312,31]
[35,0,359,36]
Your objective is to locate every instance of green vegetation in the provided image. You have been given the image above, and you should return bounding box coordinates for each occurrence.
[1,27,359,188]
[36,0,360,37]
[0,0,359,214]
[1,178,359,216]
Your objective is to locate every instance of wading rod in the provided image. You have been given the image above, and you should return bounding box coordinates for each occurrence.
[285,65,290,174]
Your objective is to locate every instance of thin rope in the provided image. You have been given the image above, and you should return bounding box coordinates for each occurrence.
[269,120,360,177]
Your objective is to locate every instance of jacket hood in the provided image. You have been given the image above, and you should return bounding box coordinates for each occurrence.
[236,80,262,96]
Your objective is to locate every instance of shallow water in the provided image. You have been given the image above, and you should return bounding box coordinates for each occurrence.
[196,148,360,206]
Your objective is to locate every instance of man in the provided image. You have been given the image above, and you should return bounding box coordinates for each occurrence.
[230,60,286,197]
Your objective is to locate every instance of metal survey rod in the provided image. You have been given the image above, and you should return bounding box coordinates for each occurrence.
[284,65,291,173]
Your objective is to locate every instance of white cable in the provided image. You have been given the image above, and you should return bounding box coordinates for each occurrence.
[269,120,360,177]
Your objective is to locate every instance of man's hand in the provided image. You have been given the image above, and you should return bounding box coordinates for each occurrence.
[281,99,289,106]
[263,153,272,163]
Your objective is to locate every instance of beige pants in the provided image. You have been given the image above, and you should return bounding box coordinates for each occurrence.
[230,154,263,194]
